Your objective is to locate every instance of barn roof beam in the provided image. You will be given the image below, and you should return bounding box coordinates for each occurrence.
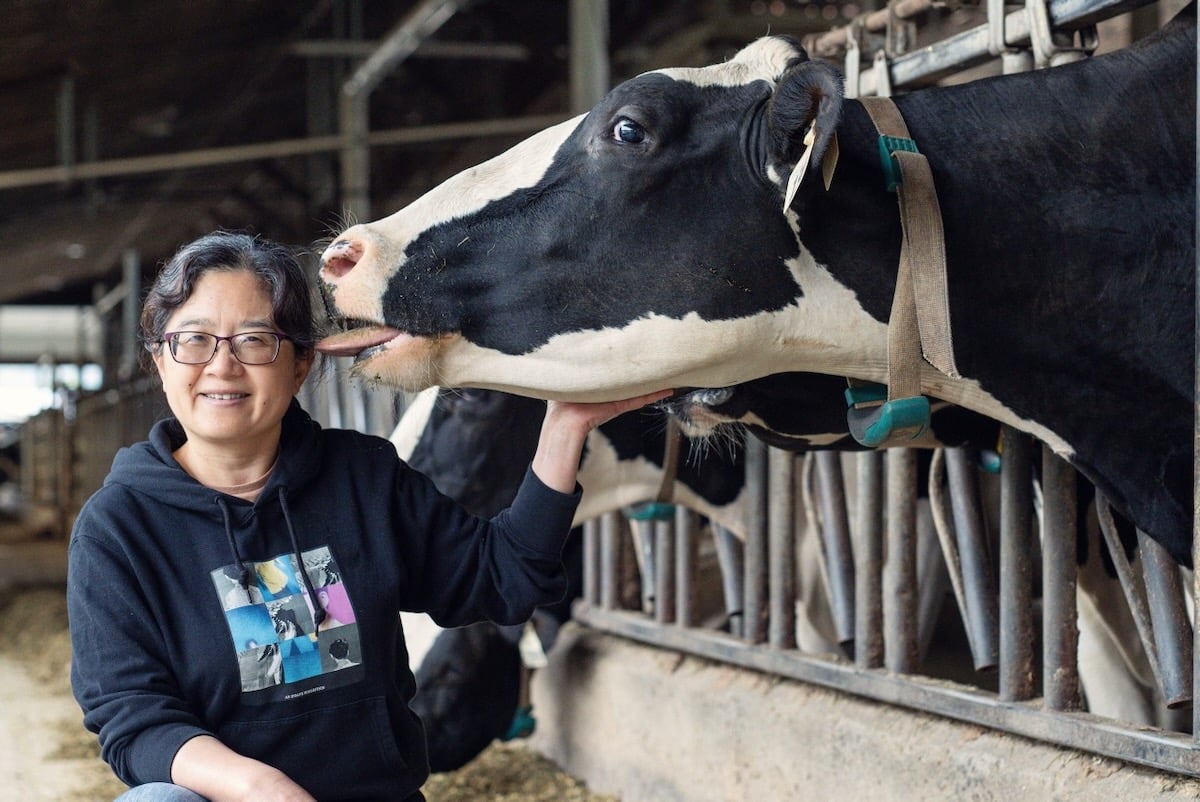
[292,39,530,61]
[0,114,566,192]
[339,0,465,221]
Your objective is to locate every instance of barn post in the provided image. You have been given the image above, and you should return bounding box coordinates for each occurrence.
[1194,26,1200,736]
[884,448,919,673]
[854,451,885,668]
[569,0,610,113]
[814,451,855,648]
[998,426,1035,701]
[743,435,769,644]
[768,447,796,650]
[1041,447,1080,711]
[674,507,698,628]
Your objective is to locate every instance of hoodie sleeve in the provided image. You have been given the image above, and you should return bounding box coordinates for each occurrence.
[68,495,210,786]
[391,456,582,628]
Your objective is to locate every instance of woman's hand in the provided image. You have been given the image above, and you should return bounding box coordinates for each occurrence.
[172,735,317,802]
[532,389,673,493]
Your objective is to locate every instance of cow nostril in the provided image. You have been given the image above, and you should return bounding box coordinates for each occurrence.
[320,239,362,280]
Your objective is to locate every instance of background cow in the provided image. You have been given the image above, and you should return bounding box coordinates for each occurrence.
[398,387,750,771]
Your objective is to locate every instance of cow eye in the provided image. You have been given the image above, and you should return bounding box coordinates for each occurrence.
[612,118,646,145]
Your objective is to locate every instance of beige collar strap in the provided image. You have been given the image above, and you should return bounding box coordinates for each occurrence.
[858,96,960,393]
[845,96,958,448]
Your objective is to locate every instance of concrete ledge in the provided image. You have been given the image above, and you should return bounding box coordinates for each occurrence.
[529,624,1200,802]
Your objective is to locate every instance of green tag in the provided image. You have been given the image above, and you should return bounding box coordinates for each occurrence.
[878,135,919,192]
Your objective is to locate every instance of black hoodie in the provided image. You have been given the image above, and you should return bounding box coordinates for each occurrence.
[68,401,579,800]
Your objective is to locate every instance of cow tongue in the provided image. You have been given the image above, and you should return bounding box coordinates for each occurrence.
[315,325,402,357]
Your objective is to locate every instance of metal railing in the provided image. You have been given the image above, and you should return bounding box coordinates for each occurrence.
[575,0,1198,776]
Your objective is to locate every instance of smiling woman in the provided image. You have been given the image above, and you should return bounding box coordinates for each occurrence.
[65,229,663,801]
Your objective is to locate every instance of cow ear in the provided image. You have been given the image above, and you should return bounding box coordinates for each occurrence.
[767,59,844,200]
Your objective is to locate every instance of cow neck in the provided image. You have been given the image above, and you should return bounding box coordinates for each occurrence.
[845,96,960,449]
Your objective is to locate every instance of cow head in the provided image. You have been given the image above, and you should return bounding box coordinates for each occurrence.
[317,36,850,401]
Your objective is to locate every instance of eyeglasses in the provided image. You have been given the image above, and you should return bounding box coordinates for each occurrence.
[160,331,291,365]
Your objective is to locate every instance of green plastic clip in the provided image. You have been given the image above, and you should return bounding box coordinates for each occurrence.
[845,382,931,448]
[502,705,536,741]
[877,135,919,193]
[625,502,677,521]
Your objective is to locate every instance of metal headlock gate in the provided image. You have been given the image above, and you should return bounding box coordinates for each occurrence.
[573,0,1200,777]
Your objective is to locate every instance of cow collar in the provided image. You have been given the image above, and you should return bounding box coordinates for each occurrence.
[845,96,960,448]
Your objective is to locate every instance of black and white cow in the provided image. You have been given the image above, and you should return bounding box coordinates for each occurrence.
[317,8,1196,564]
[398,387,752,770]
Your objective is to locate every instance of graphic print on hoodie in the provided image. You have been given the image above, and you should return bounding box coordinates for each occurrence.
[210,546,363,703]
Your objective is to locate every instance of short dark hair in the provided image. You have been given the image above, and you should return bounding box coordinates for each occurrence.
[141,231,317,371]
[329,638,351,660]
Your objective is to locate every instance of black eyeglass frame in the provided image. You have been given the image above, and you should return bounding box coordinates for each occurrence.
[159,330,292,365]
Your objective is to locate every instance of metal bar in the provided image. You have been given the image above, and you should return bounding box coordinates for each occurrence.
[583,518,600,606]
[806,0,936,57]
[1095,496,1163,690]
[944,447,999,671]
[675,507,698,628]
[712,523,745,638]
[0,114,568,191]
[851,0,1156,95]
[1194,91,1200,736]
[631,519,657,614]
[342,0,463,97]
[1138,528,1193,708]
[769,447,797,650]
[575,605,1200,777]
[1041,446,1081,711]
[855,450,885,669]
[655,518,677,625]
[884,448,919,674]
[999,426,1035,702]
[292,39,531,61]
[600,511,621,611]
[814,451,856,647]
[743,436,769,644]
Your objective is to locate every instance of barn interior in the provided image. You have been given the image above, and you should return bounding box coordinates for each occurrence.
[0,0,1168,404]
[0,0,1195,798]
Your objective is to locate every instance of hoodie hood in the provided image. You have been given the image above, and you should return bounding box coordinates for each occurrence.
[104,400,323,515]
[103,399,331,622]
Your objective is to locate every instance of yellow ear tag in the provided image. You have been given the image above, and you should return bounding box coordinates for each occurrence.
[783,127,816,212]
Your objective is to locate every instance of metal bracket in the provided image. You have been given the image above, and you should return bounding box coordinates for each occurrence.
[873,48,894,98]
[1026,0,1099,67]
[844,16,866,99]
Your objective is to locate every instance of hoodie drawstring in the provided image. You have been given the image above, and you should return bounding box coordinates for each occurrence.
[216,497,255,605]
[278,487,327,627]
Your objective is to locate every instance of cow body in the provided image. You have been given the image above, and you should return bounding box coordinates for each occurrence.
[318,9,1195,562]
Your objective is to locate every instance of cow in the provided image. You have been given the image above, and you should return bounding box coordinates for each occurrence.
[316,6,1196,566]
[398,387,753,771]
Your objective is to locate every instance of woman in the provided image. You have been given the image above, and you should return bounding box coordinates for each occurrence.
[68,230,667,802]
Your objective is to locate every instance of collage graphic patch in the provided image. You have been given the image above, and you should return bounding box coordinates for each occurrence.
[210,546,363,703]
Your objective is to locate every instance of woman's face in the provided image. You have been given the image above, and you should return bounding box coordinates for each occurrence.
[152,269,312,456]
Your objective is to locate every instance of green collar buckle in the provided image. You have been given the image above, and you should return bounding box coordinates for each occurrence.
[878,134,919,193]
[845,382,931,448]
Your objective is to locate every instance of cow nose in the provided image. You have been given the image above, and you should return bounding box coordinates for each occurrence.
[320,238,363,280]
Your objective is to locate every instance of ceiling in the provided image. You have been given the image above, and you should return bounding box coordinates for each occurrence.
[0,0,840,323]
